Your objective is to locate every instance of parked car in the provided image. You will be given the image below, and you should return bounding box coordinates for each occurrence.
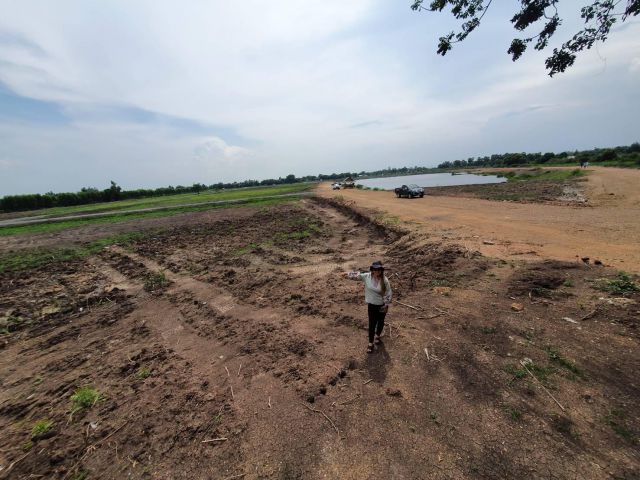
[331,183,341,190]
[394,184,424,198]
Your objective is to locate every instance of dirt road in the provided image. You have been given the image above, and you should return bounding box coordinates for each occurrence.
[319,167,640,272]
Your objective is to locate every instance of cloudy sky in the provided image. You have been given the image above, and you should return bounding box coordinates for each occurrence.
[0,1,638,195]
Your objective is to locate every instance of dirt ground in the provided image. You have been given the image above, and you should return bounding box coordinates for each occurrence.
[321,167,640,273]
[1,187,639,479]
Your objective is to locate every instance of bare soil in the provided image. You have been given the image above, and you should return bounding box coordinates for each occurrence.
[425,176,587,205]
[1,196,639,479]
[322,166,640,272]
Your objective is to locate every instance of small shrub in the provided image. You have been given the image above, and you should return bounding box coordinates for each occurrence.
[31,419,53,436]
[71,386,102,411]
[136,367,151,380]
[481,326,497,334]
[546,347,583,379]
[597,271,639,296]
[505,406,522,421]
[563,278,575,287]
[143,272,170,292]
[605,409,636,442]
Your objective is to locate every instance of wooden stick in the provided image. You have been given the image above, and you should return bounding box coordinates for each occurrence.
[230,386,234,400]
[520,361,565,411]
[224,366,230,377]
[396,300,421,311]
[268,396,272,408]
[237,364,242,377]
[424,347,430,361]
[202,437,228,443]
[1,451,30,478]
[363,379,372,385]
[580,309,597,321]
[433,306,449,315]
[61,422,127,479]
[300,403,339,435]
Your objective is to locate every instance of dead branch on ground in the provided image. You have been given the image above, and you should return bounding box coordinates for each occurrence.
[300,403,339,435]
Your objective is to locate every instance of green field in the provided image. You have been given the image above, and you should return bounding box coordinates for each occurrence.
[494,168,587,182]
[0,195,308,272]
[0,195,306,237]
[1,183,313,219]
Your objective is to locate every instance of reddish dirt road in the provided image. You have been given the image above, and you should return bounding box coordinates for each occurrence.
[319,167,640,272]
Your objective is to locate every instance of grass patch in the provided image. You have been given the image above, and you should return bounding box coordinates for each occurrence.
[0,231,145,274]
[504,406,522,421]
[143,271,170,292]
[0,315,28,334]
[481,326,497,334]
[546,347,584,379]
[563,278,575,287]
[605,409,637,442]
[31,419,53,436]
[498,168,586,183]
[595,271,639,296]
[135,367,152,380]
[505,362,554,384]
[71,386,102,412]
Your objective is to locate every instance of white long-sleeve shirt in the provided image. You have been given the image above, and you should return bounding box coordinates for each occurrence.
[348,271,392,306]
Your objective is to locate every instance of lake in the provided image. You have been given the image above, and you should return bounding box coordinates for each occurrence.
[356,172,506,190]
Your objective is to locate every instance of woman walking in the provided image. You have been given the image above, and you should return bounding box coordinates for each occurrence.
[344,261,393,353]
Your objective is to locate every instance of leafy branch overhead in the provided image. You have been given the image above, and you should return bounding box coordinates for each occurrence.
[411,0,640,76]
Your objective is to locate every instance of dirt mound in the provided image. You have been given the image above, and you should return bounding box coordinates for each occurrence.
[386,238,492,292]
[508,260,584,297]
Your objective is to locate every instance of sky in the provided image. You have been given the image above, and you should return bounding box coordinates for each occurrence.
[0,1,638,196]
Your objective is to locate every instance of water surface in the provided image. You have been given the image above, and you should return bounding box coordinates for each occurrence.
[356,172,506,190]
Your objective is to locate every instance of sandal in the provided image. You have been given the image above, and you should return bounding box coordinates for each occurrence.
[367,344,374,353]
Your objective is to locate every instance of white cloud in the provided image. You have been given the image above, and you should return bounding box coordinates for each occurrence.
[0,1,639,194]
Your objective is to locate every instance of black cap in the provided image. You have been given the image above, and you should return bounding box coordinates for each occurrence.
[370,261,384,271]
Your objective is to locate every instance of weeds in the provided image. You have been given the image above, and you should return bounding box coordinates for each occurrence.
[143,271,170,292]
[605,409,636,442]
[136,367,151,380]
[546,347,584,379]
[505,362,554,384]
[563,278,575,287]
[0,315,27,334]
[504,406,522,421]
[71,386,102,412]
[31,419,53,436]
[596,271,639,296]
[213,411,224,424]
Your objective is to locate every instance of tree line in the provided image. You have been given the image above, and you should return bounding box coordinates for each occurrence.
[2,142,638,212]
[437,143,640,169]
[1,175,315,213]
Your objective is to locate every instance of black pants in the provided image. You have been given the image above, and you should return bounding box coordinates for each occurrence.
[367,303,387,343]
